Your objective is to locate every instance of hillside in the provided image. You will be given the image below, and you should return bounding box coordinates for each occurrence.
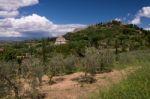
[64,21,150,51]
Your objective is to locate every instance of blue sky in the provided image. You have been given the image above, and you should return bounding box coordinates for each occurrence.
[20,0,150,25]
[0,0,150,38]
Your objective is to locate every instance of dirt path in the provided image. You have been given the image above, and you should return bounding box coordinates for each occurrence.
[40,67,139,99]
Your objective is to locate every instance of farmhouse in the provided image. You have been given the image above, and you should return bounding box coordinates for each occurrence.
[55,36,67,45]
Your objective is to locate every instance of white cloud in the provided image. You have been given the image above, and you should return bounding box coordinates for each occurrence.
[0,31,21,37]
[145,27,150,31]
[131,6,150,25]
[146,24,150,30]
[138,7,150,18]
[0,0,39,11]
[0,0,86,38]
[0,0,39,18]
[114,18,122,21]
[11,14,54,32]
[0,11,19,18]
[131,16,141,25]
[0,14,86,37]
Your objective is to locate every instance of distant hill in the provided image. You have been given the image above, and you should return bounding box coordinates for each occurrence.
[64,21,150,51]
[0,37,29,42]
[0,37,49,42]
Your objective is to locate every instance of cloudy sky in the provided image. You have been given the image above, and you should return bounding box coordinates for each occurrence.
[0,0,150,38]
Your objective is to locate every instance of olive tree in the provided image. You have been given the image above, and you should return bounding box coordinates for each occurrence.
[47,54,65,85]
[79,47,114,83]
[21,57,44,86]
[0,61,21,99]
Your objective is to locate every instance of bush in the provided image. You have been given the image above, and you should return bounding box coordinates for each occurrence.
[97,49,114,73]
[0,61,22,99]
[47,54,65,84]
[64,55,77,74]
[0,57,45,98]
[81,47,114,77]
[22,57,44,85]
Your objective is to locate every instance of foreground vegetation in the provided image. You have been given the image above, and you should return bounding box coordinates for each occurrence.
[90,50,150,99]
[0,46,114,99]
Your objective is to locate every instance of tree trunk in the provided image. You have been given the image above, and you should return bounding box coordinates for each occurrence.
[84,71,87,78]
[38,77,42,86]
[48,75,54,85]
[13,86,19,99]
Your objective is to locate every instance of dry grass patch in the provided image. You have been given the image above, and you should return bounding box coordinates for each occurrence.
[39,66,139,99]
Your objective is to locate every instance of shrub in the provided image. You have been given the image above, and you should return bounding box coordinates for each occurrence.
[64,55,77,74]
[97,49,114,73]
[47,54,65,84]
[0,57,44,98]
[22,57,44,86]
[81,47,114,77]
[0,61,21,99]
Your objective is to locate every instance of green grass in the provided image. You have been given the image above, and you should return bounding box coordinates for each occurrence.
[114,50,150,69]
[89,50,150,99]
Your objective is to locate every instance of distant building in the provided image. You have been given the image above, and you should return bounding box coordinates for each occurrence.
[55,36,66,45]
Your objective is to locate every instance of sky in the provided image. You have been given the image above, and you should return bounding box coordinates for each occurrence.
[0,0,150,38]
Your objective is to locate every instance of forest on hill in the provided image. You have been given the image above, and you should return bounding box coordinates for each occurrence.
[53,20,150,56]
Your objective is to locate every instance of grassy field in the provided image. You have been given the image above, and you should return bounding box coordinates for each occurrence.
[90,50,150,99]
